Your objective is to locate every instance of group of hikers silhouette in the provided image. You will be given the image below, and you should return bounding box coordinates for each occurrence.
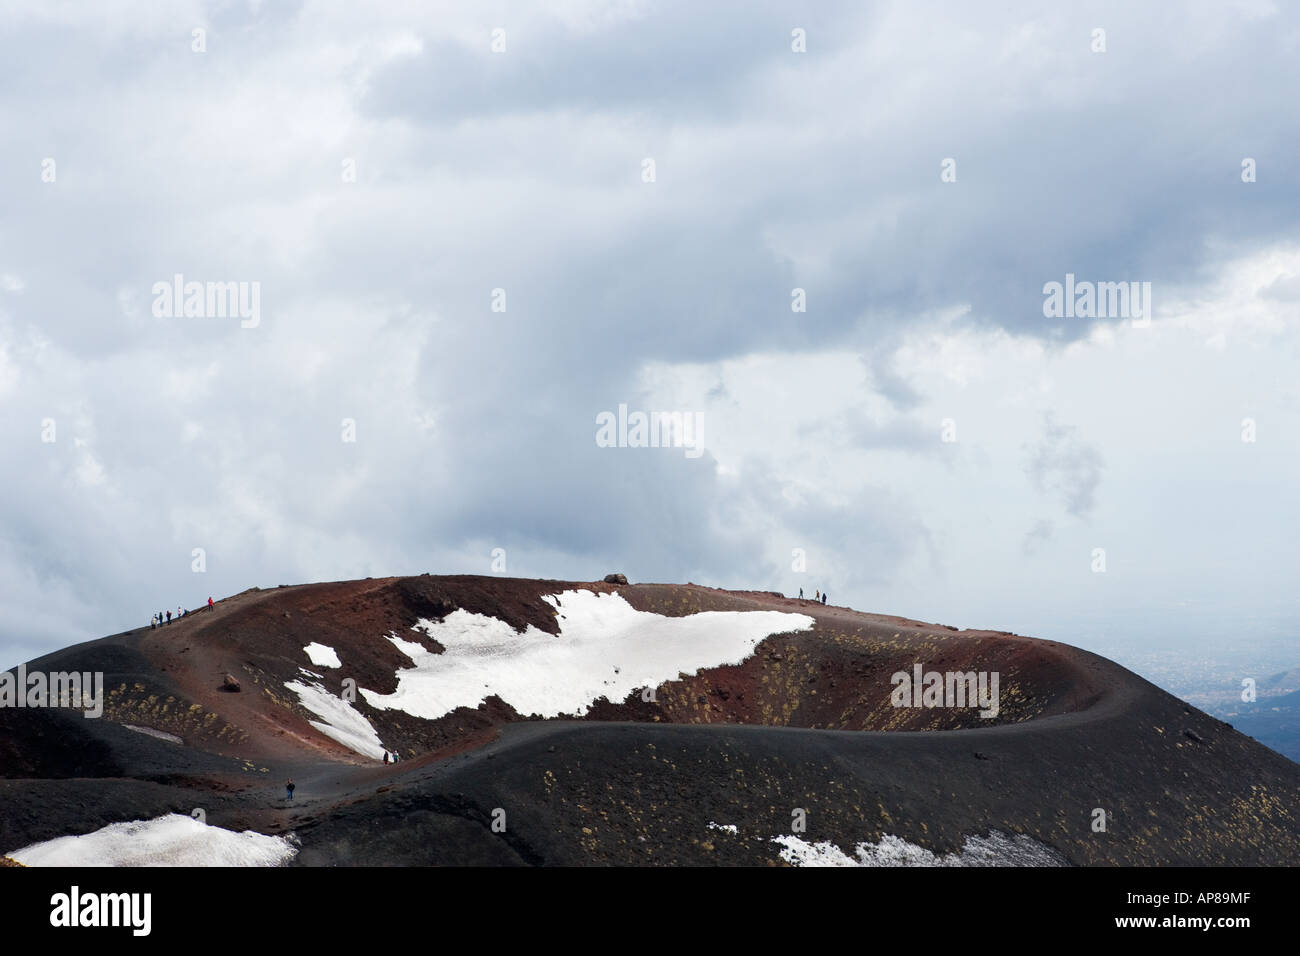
[150,596,215,628]
[798,587,829,605]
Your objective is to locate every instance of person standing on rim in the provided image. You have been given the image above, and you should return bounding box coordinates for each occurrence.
[286,779,295,801]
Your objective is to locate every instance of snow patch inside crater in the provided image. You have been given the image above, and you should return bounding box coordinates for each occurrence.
[360,589,814,720]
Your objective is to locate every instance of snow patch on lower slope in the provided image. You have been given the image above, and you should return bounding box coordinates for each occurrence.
[122,724,183,745]
[361,589,815,720]
[11,814,297,867]
[772,831,1068,867]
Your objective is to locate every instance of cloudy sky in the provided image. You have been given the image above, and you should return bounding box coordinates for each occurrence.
[2,0,1298,676]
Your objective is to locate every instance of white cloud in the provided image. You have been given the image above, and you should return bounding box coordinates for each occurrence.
[0,1,1297,669]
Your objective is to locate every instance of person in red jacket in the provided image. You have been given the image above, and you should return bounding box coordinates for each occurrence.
[208,596,214,610]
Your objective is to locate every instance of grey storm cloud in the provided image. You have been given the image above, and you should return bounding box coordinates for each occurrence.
[361,2,871,124]
[1024,414,1104,519]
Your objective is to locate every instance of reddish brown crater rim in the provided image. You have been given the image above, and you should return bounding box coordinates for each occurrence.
[14,575,1131,768]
